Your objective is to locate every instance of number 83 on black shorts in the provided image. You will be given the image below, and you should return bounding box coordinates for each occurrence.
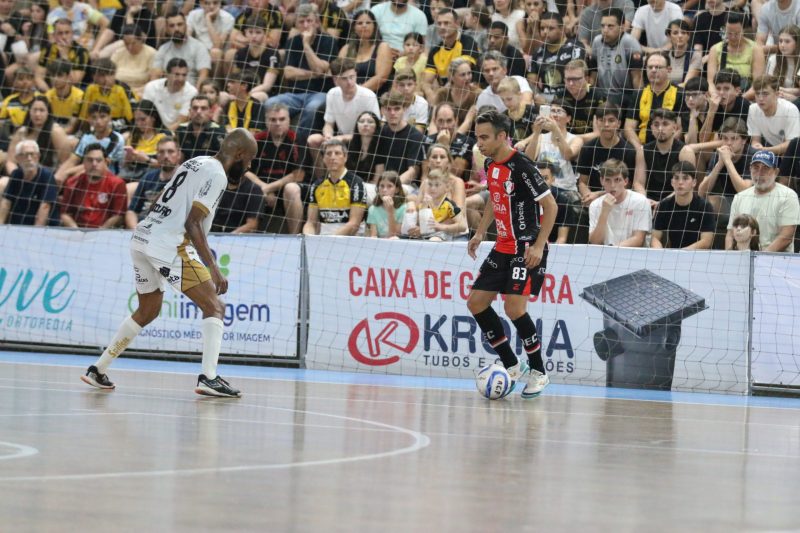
[471,244,549,296]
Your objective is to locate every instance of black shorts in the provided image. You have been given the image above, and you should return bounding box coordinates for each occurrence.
[471,245,548,296]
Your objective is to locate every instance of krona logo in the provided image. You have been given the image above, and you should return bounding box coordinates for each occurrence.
[347,312,419,366]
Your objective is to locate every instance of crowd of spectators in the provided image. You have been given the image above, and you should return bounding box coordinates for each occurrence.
[1,0,800,251]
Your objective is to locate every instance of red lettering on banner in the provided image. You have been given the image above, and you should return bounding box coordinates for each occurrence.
[441,271,452,300]
[424,271,438,298]
[459,272,473,300]
[557,275,573,304]
[349,267,418,298]
[402,271,417,297]
[365,269,380,296]
[350,267,363,296]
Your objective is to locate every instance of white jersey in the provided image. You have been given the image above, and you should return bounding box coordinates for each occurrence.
[131,156,228,261]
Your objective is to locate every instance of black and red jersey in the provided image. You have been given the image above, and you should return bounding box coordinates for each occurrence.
[484,149,552,254]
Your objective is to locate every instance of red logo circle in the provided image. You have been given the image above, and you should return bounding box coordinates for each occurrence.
[347,312,419,366]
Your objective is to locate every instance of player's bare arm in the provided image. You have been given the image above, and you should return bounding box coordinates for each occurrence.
[185,204,228,295]
[468,203,496,259]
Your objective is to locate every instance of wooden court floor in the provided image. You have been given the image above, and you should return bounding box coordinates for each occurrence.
[1,357,799,532]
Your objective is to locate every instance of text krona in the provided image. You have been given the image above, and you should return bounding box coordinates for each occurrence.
[349,267,574,303]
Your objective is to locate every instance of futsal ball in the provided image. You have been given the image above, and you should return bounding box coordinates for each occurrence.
[476,364,512,400]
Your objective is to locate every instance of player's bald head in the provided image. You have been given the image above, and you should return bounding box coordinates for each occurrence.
[221,128,258,158]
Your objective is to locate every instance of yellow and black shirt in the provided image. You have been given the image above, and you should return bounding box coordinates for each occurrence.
[425,33,480,83]
[309,170,367,225]
[431,195,461,223]
[46,85,84,125]
[234,5,284,33]
[632,83,684,144]
[0,92,39,127]
[38,42,89,72]
[79,83,135,123]
[225,98,265,132]
[317,0,348,37]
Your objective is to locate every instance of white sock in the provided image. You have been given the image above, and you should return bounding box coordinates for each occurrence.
[201,317,224,380]
[95,316,143,373]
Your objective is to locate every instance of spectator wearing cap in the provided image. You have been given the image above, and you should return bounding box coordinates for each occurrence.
[486,21,526,78]
[726,150,800,252]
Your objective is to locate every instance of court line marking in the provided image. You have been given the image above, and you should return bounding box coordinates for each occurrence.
[2,357,795,411]
[0,385,431,482]
[0,442,39,462]
[1,376,798,430]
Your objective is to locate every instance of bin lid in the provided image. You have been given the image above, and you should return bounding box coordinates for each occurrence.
[579,269,708,338]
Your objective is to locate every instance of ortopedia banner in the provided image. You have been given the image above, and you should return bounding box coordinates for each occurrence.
[305,237,750,394]
[0,227,300,357]
[752,253,800,386]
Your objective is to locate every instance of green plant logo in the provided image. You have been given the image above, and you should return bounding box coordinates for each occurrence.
[218,253,231,276]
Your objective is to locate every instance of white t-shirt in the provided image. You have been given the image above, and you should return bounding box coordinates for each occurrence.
[491,9,526,49]
[632,2,683,49]
[758,0,800,44]
[747,98,800,147]
[589,190,652,245]
[405,94,430,128]
[131,156,228,261]
[142,78,198,127]
[153,37,212,86]
[186,8,235,50]
[537,131,578,190]
[766,55,798,88]
[323,85,380,135]
[728,182,800,251]
[476,76,532,113]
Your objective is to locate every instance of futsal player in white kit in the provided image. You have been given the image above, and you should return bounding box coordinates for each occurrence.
[80,128,258,397]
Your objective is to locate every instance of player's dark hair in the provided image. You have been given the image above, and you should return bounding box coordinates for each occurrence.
[475,108,511,136]
[600,7,624,25]
[373,171,406,209]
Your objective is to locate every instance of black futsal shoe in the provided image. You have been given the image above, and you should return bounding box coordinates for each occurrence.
[80,365,115,389]
[195,374,242,398]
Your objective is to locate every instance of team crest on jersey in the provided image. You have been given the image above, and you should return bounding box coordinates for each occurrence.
[98,193,109,204]
[199,180,212,197]
[504,181,515,195]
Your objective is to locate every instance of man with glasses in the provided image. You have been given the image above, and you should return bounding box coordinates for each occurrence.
[0,141,58,226]
[559,59,606,139]
[624,51,684,149]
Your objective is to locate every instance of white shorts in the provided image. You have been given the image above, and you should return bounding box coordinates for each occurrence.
[131,247,211,294]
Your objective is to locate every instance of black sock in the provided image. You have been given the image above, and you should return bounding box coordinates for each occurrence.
[513,314,545,374]
[473,307,518,369]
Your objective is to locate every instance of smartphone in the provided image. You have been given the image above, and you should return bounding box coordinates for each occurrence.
[539,105,551,118]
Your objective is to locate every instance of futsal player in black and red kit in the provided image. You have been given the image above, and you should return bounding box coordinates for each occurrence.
[467,110,558,398]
